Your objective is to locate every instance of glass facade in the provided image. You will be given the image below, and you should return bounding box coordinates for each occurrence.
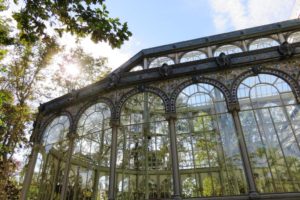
[28,115,70,200]
[176,83,247,197]
[238,74,300,193]
[116,93,172,200]
[23,23,300,200]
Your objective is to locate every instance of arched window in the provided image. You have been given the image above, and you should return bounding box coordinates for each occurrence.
[68,103,111,199]
[249,38,279,51]
[149,57,175,68]
[214,45,242,57]
[180,51,207,63]
[288,32,300,43]
[238,74,300,193]
[176,83,247,198]
[116,92,172,199]
[129,65,143,72]
[29,115,70,199]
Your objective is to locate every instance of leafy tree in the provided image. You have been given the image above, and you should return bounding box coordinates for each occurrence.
[13,0,132,48]
[0,38,60,199]
[47,46,111,96]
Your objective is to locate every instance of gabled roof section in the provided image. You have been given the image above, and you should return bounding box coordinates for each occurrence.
[113,19,300,73]
[40,19,300,113]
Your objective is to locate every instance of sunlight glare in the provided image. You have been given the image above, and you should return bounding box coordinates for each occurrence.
[64,63,81,78]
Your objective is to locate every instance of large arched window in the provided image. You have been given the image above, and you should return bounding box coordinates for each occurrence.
[176,83,247,198]
[29,115,70,200]
[180,51,207,63]
[238,74,300,193]
[249,38,279,51]
[67,103,111,200]
[116,92,172,200]
[149,57,175,68]
[214,45,242,57]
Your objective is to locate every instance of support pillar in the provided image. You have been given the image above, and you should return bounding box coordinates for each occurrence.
[278,33,286,43]
[108,119,119,200]
[242,40,248,52]
[207,46,213,58]
[20,144,40,200]
[92,169,100,200]
[60,133,76,200]
[166,112,182,200]
[229,104,260,199]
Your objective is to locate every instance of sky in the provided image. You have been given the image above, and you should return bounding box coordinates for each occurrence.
[70,0,298,70]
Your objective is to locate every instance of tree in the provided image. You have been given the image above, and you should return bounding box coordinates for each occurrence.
[0,38,60,199]
[0,1,131,198]
[47,46,111,96]
[13,0,132,48]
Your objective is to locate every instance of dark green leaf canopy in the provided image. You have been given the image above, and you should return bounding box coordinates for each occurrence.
[13,0,132,48]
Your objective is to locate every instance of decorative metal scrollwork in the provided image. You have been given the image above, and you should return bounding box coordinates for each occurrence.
[108,72,120,88]
[251,66,262,75]
[159,63,172,77]
[137,84,146,92]
[216,52,231,68]
[278,41,294,58]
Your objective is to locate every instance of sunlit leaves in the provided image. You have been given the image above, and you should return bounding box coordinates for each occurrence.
[13,0,132,48]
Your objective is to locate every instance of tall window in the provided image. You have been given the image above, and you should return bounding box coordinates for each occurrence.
[238,74,300,193]
[149,57,175,68]
[67,103,111,200]
[116,93,172,200]
[176,83,247,198]
[29,116,70,200]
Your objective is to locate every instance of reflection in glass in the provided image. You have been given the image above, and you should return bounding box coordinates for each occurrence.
[67,103,111,200]
[149,57,175,68]
[28,116,70,200]
[214,45,242,56]
[249,38,279,51]
[116,93,172,200]
[180,51,207,63]
[176,83,247,198]
[238,74,300,193]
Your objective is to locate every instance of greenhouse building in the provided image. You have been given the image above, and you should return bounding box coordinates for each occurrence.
[21,19,300,200]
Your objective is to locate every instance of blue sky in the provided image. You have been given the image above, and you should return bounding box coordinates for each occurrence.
[105,0,214,48]
[59,0,298,69]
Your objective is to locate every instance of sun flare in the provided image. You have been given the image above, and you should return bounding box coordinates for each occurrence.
[64,63,81,78]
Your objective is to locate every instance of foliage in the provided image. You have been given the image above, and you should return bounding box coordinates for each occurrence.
[0,0,130,198]
[0,38,60,198]
[49,46,111,95]
[13,0,132,48]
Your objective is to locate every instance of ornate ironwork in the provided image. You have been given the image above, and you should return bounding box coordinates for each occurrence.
[216,52,231,67]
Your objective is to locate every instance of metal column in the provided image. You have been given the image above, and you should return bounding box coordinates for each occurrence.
[166,112,182,200]
[20,144,40,200]
[108,119,119,200]
[230,105,260,199]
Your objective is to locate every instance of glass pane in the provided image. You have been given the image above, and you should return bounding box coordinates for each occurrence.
[238,74,300,193]
[117,93,172,199]
[214,45,242,56]
[249,38,279,51]
[288,32,300,43]
[176,83,247,197]
[149,57,175,68]
[180,51,207,63]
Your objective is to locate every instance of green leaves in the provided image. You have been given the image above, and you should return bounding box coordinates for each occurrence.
[13,0,132,48]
